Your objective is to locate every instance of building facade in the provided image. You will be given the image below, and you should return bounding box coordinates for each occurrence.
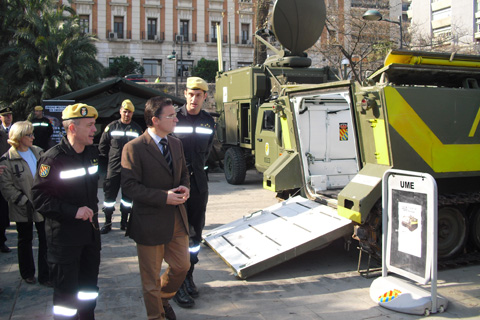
[67,0,258,82]
[407,0,479,52]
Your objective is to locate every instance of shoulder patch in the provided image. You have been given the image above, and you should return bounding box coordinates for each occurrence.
[39,164,50,178]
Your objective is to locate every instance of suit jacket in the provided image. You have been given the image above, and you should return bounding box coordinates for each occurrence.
[121,131,190,246]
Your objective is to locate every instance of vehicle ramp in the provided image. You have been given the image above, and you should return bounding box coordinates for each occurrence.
[203,195,353,279]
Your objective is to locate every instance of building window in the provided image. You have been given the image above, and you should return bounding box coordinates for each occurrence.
[147,18,157,40]
[177,60,193,78]
[79,15,89,34]
[241,23,249,44]
[114,16,124,39]
[211,21,219,42]
[180,20,189,42]
[144,59,162,77]
[433,26,451,45]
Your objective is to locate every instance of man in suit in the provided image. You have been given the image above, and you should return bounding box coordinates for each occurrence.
[121,96,190,320]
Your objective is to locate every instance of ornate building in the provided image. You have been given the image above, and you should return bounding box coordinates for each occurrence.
[67,0,258,82]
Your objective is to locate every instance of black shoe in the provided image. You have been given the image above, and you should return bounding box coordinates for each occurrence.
[184,276,199,298]
[120,223,126,231]
[0,244,11,253]
[162,299,177,320]
[100,223,111,234]
[25,277,36,284]
[39,280,53,287]
[172,283,195,308]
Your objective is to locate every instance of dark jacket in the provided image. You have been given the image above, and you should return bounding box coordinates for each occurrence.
[121,131,190,246]
[174,106,215,193]
[32,137,100,247]
[98,119,142,174]
[31,116,53,150]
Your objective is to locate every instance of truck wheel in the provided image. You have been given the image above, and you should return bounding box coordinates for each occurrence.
[224,147,246,185]
[438,207,467,259]
[469,208,480,250]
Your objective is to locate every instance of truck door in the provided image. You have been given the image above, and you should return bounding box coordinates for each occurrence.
[255,104,280,173]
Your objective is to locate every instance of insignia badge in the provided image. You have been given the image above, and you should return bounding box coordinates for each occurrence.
[80,107,88,117]
[339,123,348,141]
[91,158,99,166]
[39,164,51,178]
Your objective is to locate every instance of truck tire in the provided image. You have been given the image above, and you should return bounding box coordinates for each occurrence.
[438,206,467,259]
[469,207,480,250]
[224,147,246,185]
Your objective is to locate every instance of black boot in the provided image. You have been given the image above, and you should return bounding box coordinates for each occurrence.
[184,274,199,298]
[172,283,194,308]
[101,209,113,234]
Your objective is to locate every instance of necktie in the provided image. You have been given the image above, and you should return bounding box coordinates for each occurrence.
[160,138,173,171]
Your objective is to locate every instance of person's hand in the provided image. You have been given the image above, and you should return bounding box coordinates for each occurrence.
[166,186,190,205]
[75,206,94,222]
[0,165,6,175]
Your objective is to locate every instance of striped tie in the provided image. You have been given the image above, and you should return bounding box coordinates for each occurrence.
[160,138,172,171]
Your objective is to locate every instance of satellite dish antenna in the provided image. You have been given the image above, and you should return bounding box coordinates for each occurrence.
[271,0,326,56]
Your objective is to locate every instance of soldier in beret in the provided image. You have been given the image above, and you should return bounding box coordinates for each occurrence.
[32,103,101,320]
[31,106,54,151]
[173,77,215,308]
[98,99,142,234]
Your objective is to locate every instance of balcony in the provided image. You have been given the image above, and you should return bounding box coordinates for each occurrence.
[106,30,132,41]
[174,33,197,43]
[205,34,227,44]
[142,31,165,42]
[236,35,253,46]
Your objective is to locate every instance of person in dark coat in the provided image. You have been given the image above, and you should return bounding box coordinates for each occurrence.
[98,99,142,234]
[172,77,215,308]
[0,105,13,253]
[31,106,53,151]
[32,103,101,320]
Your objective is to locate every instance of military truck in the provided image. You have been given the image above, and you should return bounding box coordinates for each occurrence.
[208,0,480,278]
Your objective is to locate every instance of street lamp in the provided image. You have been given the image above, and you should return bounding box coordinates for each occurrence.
[167,51,178,96]
[362,9,403,49]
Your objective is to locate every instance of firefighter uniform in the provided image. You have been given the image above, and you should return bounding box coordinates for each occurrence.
[31,115,53,150]
[98,119,142,232]
[174,105,215,269]
[32,105,100,320]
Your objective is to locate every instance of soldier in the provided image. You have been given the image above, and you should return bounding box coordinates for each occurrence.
[32,103,101,319]
[173,77,215,308]
[0,106,13,253]
[98,99,142,234]
[31,106,54,151]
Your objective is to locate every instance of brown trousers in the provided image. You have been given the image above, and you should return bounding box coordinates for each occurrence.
[136,211,190,320]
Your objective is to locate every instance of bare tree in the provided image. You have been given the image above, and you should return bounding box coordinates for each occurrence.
[309,0,399,81]
[253,0,270,65]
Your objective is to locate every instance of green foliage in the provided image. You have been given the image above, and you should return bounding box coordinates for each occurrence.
[191,58,218,83]
[104,55,145,78]
[0,0,104,119]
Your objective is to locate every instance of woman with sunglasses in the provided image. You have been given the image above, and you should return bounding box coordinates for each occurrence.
[0,121,50,286]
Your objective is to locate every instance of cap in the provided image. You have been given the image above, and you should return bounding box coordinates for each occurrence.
[0,106,12,116]
[62,103,98,120]
[34,106,43,111]
[121,99,135,112]
[186,77,208,92]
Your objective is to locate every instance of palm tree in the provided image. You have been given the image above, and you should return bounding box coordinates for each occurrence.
[0,0,104,119]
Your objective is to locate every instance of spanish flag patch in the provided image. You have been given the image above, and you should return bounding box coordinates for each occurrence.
[39,164,50,178]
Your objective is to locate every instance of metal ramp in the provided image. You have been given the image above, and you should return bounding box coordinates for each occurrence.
[203,196,353,279]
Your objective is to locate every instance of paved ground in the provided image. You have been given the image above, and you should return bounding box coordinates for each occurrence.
[1,171,479,320]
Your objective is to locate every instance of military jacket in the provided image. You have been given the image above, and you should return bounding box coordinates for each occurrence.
[32,137,100,246]
[174,106,215,193]
[98,119,142,173]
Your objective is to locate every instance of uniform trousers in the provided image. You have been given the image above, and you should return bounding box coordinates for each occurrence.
[186,178,209,266]
[48,241,100,320]
[136,211,190,320]
[103,172,132,214]
[0,194,9,246]
[15,221,49,282]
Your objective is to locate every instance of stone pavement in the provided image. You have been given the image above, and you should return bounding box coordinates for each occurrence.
[1,171,479,319]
